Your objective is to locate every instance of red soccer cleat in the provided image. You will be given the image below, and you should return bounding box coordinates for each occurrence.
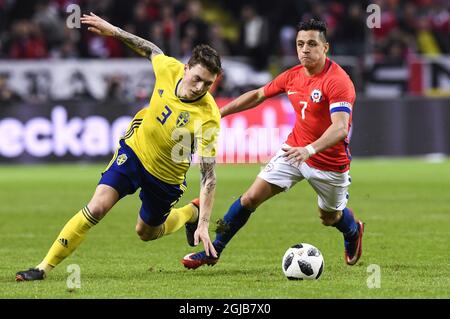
[345,220,364,266]
[181,251,219,270]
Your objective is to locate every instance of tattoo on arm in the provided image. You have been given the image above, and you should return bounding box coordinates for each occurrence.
[200,158,216,194]
[114,27,163,59]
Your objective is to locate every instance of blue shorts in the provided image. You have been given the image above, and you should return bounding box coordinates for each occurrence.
[99,139,186,226]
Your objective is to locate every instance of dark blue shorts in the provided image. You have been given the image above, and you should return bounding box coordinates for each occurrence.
[99,139,186,226]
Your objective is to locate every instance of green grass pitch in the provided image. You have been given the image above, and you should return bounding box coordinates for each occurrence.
[0,159,449,298]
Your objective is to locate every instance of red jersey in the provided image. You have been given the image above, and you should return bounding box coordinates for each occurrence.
[264,58,355,172]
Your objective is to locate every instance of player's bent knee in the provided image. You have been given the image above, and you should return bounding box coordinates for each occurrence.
[87,202,110,220]
[136,230,153,242]
[137,233,152,242]
[135,224,163,241]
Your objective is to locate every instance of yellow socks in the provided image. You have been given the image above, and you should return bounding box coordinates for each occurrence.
[36,203,196,274]
[36,207,98,274]
[163,203,198,236]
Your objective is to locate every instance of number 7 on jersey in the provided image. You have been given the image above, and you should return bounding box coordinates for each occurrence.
[300,101,308,120]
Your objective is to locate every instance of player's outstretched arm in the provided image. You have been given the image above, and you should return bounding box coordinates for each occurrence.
[80,12,163,60]
[195,157,218,257]
[220,87,266,118]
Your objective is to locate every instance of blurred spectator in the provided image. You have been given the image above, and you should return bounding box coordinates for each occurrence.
[0,73,22,103]
[104,74,126,100]
[371,0,399,42]
[133,1,151,39]
[398,2,418,37]
[144,0,161,20]
[160,4,176,55]
[178,0,209,48]
[24,69,52,102]
[179,34,193,60]
[1,0,449,101]
[279,25,297,56]
[32,0,64,50]
[0,0,7,35]
[69,70,94,99]
[83,0,114,18]
[8,21,48,59]
[0,0,448,62]
[149,21,165,52]
[209,23,229,56]
[333,3,366,56]
[238,5,269,70]
[56,40,78,58]
[428,1,450,53]
[416,14,442,56]
[301,0,339,41]
[55,26,80,58]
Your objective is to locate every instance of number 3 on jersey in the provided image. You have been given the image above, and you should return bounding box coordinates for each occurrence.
[300,101,308,120]
[157,105,173,125]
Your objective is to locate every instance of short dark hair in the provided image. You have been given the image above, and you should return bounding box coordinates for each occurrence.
[188,44,222,75]
[297,19,328,42]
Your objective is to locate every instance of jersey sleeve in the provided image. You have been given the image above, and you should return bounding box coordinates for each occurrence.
[263,69,290,98]
[326,76,356,114]
[152,54,182,79]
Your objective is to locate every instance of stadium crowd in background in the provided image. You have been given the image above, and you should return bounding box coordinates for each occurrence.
[0,0,448,103]
[0,0,448,63]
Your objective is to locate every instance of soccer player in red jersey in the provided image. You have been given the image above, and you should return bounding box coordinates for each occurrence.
[182,19,364,269]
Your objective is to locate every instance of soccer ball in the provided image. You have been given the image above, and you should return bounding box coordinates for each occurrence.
[282,243,324,280]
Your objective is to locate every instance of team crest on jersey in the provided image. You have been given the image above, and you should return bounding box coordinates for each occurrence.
[158,89,164,97]
[310,89,322,103]
[176,111,190,127]
[116,154,128,165]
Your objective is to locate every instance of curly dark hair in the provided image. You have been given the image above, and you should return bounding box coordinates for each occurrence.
[187,44,222,75]
[297,19,328,42]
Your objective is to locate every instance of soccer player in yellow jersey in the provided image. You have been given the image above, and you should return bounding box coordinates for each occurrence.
[16,13,221,281]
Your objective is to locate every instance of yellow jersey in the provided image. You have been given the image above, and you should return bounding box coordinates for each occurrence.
[124,54,221,185]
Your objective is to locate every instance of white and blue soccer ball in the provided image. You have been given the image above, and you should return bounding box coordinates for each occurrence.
[282,243,324,280]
